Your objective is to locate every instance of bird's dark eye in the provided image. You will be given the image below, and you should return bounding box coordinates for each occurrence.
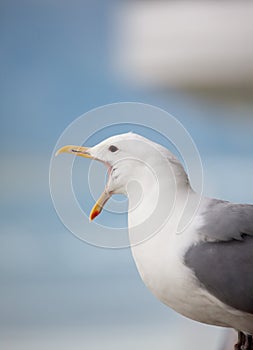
[109,145,118,153]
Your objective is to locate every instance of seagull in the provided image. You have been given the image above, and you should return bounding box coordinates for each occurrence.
[56,132,253,350]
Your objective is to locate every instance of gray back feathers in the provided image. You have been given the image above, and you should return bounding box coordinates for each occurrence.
[185,236,253,314]
[185,200,253,314]
[200,200,253,241]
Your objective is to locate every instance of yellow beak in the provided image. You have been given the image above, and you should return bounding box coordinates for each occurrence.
[55,145,92,158]
[89,190,111,221]
[55,144,111,221]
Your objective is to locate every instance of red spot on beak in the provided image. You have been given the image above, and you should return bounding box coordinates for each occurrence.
[90,209,100,221]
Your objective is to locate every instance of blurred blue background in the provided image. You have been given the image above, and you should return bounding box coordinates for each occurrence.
[1,1,253,349]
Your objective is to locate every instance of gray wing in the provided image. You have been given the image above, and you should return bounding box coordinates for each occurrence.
[185,236,253,314]
[185,200,253,314]
[200,199,253,241]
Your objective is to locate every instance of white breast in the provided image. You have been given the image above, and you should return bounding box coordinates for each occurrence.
[129,207,253,333]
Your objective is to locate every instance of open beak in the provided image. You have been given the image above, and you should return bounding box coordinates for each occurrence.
[55,145,112,221]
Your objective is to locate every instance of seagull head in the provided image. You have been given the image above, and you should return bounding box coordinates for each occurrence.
[56,132,187,221]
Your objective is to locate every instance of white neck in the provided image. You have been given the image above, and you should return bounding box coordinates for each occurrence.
[127,157,192,246]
